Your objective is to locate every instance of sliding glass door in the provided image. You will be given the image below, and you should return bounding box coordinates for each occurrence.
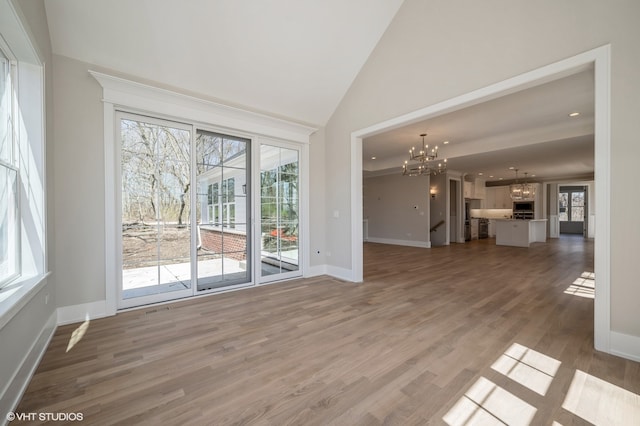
[117,113,303,308]
[196,130,251,291]
[119,114,193,307]
[259,143,301,282]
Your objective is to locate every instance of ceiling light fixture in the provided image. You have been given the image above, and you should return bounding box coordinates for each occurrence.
[569,112,580,117]
[509,169,536,200]
[371,156,376,160]
[402,133,447,176]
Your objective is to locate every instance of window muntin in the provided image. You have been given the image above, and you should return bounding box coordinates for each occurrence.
[0,47,19,287]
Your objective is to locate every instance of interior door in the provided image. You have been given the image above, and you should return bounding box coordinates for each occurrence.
[118,113,193,308]
[258,143,301,283]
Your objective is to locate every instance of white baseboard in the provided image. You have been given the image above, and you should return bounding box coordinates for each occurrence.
[610,331,640,362]
[366,237,431,248]
[1,311,56,422]
[325,265,358,282]
[57,300,109,326]
[305,265,327,277]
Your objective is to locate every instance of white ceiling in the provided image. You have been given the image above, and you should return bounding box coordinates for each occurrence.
[363,69,595,184]
[44,0,405,126]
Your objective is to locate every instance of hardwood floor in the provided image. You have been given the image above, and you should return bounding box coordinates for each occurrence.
[16,236,640,425]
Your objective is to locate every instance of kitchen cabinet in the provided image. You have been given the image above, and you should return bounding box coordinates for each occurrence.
[485,186,512,209]
[495,219,547,247]
[464,178,486,199]
[474,179,486,199]
[470,218,479,240]
[463,181,473,199]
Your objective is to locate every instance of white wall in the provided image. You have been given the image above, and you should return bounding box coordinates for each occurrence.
[323,0,640,339]
[308,128,326,269]
[52,54,106,306]
[363,173,430,247]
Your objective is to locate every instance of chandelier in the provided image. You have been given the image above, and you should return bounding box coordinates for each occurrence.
[402,133,447,176]
[509,169,536,200]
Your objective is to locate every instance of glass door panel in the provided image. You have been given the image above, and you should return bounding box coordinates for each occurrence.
[196,130,251,291]
[559,187,586,235]
[119,116,193,307]
[260,144,300,280]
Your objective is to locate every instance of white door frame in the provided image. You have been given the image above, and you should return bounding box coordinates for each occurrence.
[350,45,611,353]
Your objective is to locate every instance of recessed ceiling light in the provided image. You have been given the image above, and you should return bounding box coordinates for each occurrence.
[569,112,580,117]
[489,175,494,178]
[499,177,504,180]
[371,156,376,160]
[443,140,449,145]
[508,166,515,170]
[478,172,483,176]
[531,174,536,177]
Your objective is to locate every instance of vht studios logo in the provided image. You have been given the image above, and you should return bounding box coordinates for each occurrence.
[7,412,84,422]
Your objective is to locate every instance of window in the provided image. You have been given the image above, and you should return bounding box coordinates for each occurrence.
[207,182,219,224]
[207,178,236,228]
[222,177,235,228]
[559,189,585,222]
[0,47,19,286]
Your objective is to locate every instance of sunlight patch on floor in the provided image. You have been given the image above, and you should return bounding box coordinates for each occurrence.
[66,317,90,353]
[445,341,640,425]
[564,271,595,299]
[491,343,561,396]
[563,369,640,425]
[443,376,537,426]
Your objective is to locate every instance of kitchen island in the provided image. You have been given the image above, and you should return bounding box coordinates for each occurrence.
[495,219,547,247]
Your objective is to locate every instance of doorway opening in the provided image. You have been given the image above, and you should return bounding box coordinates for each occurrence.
[352,45,610,353]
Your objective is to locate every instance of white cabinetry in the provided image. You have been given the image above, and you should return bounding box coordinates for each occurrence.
[485,186,512,209]
[464,178,486,199]
[474,178,486,200]
[495,219,547,247]
[463,181,473,199]
[470,218,479,240]
[488,220,496,238]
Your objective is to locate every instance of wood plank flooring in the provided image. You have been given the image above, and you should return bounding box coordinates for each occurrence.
[16,236,640,425]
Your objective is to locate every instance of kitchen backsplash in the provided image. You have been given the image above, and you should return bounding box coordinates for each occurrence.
[470,208,513,219]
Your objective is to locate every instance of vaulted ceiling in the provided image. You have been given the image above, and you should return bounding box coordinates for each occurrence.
[44,1,594,183]
[44,0,405,126]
